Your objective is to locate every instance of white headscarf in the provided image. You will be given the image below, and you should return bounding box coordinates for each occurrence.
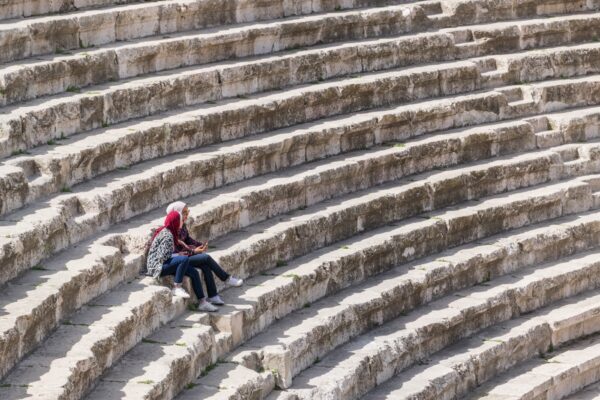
[166,201,187,216]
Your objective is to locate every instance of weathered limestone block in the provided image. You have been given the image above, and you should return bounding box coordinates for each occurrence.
[85,313,227,400]
[282,248,600,400]
[0,279,182,400]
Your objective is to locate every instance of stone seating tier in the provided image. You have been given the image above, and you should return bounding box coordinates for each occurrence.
[4,0,600,399]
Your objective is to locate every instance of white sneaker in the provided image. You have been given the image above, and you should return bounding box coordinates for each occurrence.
[172,287,190,299]
[208,295,225,306]
[197,300,218,312]
[226,276,243,287]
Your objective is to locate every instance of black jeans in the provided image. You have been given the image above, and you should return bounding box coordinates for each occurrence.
[160,255,205,300]
[188,253,230,298]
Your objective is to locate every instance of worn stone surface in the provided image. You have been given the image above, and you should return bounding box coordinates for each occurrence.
[0,0,597,65]
[6,42,600,217]
[5,1,600,400]
[6,11,600,108]
[225,210,600,388]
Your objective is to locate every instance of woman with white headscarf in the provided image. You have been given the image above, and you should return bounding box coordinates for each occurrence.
[166,201,243,306]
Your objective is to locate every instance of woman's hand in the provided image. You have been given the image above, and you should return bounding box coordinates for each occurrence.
[194,242,209,254]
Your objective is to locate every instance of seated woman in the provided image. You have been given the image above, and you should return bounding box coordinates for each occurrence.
[166,201,243,306]
[146,210,218,312]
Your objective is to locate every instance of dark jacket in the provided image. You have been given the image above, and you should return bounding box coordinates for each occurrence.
[175,224,202,254]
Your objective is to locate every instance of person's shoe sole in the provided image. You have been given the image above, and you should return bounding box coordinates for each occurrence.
[197,304,218,312]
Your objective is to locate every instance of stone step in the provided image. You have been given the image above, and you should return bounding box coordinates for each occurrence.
[177,363,275,400]
[0,55,478,162]
[224,207,600,390]
[5,95,593,381]
[1,74,600,378]
[468,334,600,399]
[205,148,600,341]
[0,3,596,400]
[4,42,600,220]
[0,0,412,63]
[0,124,587,388]
[0,0,424,64]
[0,57,536,217]
[16,139,591,398]
[0,49,481,159]
[84,313,232,400]
[0,0,591,65]
[270,246,600,400]
[3,141,434,288]
[0,0,163,21]
[0,83,513,217]
[6,69,590,290]
[95,168,600,400]
[359,289,600,400]
[7,23,598,161]
[5,9,600,108]
[566,379,600,399]
[0,115,577,383]
[0,239,141,379]
[0,277,185,400]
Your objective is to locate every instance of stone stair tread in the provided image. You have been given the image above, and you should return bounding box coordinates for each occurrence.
[273,246,600,399]
[3,1,600,399]
[0,1,595,67]
[3,38,600,214]
[567,380,600,399]
[0,81,506,213]
[177,363,274,400]
[4,8,600,110]
[73,166,600,399]
[0,278,178,399]
[293,284,600,400]
[11,18,592,162]
[0,53,476,118]
[0,0,168,20]
[0,0,159,25]
[0,50,479,162]
[4,105,572,287]
[359,290,600,400]
[468,336,600,399]
[203,149,579,260]
[186,190,600,395]
[85,313,216,399]
[0,128,580,384]
[5,36,600,223]
[0,72,595,229]
[0,10,595,117]
[0,0,420,28]
[71,171,596,396]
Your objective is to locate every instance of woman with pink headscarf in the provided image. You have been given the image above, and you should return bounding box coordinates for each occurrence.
[146,210,218,312]
[166,201,243,306]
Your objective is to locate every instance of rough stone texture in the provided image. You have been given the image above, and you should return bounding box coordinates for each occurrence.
[6,11,600,107]
[5,1,600,400]
[226,212,600,388]
[466,333,600,400]
[0,0,597,64]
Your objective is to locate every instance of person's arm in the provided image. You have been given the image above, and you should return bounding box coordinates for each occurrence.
[172,226,193,254]
[177,239,193,252]
[147,230,173,278]
[182,225,202,247]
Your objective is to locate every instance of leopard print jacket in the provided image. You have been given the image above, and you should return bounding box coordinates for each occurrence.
[146,228,174,278]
